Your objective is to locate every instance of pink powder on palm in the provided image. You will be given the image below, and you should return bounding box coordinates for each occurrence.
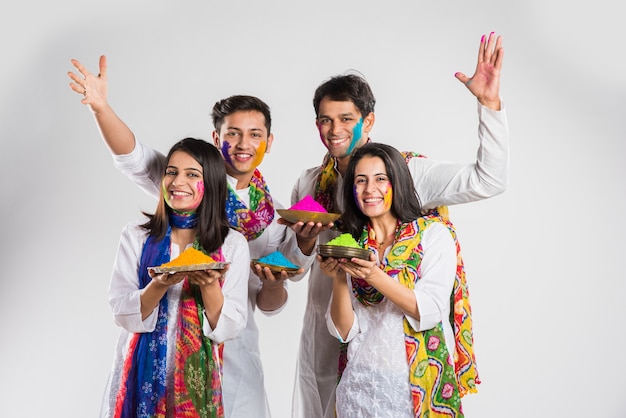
[289,195,327,213]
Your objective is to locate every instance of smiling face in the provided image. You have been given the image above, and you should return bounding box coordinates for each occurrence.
[162,150,205,212]
[316,97,374,161]
[212,110,274,188]
[352,155,394,220]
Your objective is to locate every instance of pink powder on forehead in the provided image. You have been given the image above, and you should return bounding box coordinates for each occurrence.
[289,195,328,213]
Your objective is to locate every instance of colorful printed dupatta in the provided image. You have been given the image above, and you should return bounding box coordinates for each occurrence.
[226,168,274,241]
[349,215,479,417]
[313,152,340,214]
[114,227,225,418]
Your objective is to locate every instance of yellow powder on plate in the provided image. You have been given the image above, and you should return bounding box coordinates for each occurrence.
[159,247,216,267]
[326,233,361,248]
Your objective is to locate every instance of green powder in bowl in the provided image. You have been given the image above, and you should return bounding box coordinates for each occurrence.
[326,233,361,248]
[257,251,299,268]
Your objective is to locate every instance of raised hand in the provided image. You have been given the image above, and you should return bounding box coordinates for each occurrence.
[68,55,109,113]
[454,32,504,110]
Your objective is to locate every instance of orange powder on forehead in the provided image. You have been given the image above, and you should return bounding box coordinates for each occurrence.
[289,195,328,212]
[159,247,216,267]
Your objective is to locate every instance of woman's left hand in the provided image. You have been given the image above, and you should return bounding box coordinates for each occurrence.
[186,265,229,287]
[340,253,378,281]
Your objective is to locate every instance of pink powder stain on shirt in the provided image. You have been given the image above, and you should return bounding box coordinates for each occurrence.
[289,195,328,213]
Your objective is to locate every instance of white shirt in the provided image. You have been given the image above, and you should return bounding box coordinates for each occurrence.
[112,144,314,418]
[326,223,456,418]
[101,222,250,417]
[291,102,509,418]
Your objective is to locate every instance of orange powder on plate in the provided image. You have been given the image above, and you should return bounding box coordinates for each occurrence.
[289,195,327,212]
[159,247,216,267]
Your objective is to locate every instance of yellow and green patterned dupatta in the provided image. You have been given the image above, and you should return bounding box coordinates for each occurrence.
[351,215,480,417]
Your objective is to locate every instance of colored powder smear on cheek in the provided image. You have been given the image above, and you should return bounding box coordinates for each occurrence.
[252,141,267,168]
[188,180,204,210]
[289,195,328,212]
[345,118,363,156]
[257,251,299,268]
[220,141,233,165]
[353,185,364,212]
[383,183,392,210]
[162,178,173,208]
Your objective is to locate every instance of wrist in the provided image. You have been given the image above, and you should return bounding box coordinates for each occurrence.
[478,97,501,111]
[297,235,317,255]
[261,280,285,291]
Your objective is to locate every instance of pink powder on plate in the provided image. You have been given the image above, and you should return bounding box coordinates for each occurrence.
[289,195,327,212]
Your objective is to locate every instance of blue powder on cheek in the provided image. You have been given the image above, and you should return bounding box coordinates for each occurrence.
[345,118,363,156]
[257,251,299,268]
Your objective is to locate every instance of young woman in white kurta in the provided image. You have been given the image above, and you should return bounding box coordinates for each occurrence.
[318,143,463,417]
[100,138,249,417]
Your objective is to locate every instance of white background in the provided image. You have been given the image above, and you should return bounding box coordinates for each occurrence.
[1,1,624,417]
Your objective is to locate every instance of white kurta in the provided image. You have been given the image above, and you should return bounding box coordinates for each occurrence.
[112,144,314,418]
[326,223,457,418]
[101,222,250,417]
[291,102,510,418]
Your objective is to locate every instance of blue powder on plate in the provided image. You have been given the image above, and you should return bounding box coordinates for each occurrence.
[258,251,299,268]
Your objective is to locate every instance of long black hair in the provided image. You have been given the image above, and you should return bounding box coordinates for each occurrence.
[341,142,422,239]
[142,137,230,253]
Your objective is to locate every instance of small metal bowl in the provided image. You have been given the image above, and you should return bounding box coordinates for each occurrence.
[317,245,371,260]
[149,262,230,274]
[276,209,341,224]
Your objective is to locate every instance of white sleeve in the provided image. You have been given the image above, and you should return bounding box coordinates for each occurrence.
[325,276,360,343]
[405,223,457,332]
[107,221,159,333]
[112,140,167,199]
[410,102,509,209]
[203,230,250,343]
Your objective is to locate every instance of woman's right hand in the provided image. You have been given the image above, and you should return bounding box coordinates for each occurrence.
[148,270,186,288]
[316,254,346,281]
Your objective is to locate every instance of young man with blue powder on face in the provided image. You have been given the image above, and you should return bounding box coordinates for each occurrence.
[285,31,508,418]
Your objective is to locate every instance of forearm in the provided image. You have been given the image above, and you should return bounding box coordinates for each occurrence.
[92,103,136,155]
[296,235,317,256]
[139,280,168,320]
[367,270,420,320]
[200,283,224,329]
[414,103,509,208]
[478,96,501,111]
[330,277,354,340]
[256,281,288,311]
